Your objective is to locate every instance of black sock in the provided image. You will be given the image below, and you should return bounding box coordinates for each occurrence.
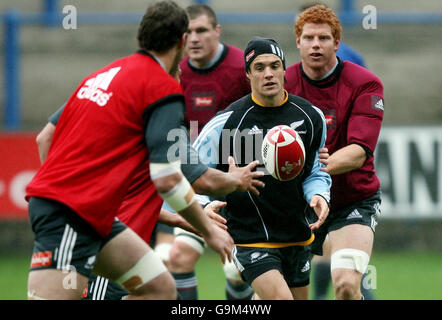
[172,271,198,300]
[313,261,332,300]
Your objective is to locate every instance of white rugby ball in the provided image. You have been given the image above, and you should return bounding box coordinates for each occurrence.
[261,125,305,181]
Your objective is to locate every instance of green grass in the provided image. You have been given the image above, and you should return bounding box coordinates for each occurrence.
[195,250,442,300]
[1,251,441,300]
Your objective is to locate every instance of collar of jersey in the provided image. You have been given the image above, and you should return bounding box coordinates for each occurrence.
[300,56,344,88]
[251,89,289,107]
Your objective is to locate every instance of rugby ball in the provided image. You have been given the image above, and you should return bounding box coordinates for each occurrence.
[261,125,305,181]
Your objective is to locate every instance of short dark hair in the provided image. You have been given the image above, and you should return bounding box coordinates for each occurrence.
[185,4,218,27]
[137,1,189,53]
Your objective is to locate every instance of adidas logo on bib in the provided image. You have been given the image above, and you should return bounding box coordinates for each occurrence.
[77,67,121,107]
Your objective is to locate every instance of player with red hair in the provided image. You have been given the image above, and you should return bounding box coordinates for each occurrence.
[286,5,384,300]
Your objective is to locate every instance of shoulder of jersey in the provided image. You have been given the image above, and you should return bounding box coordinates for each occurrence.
[223,94,250,113]
[287,93,325,121]
[179,56,190,69]
[285,62,301,82]
[223,44,246,67]
[342,61,383,87]
[287,93,313,108]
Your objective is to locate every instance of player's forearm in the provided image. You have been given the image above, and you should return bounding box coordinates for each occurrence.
[176,200,214,237]
[326,144,366,175]
[192,168,239,197]
[36,122,56,164]
[152,170,214,236]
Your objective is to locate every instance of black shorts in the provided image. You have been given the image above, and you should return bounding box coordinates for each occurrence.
[232,245,311,288]
[310,190,382,256]
[29,197,127,277]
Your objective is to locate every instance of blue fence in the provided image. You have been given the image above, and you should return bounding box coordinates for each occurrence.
[2,0,442,129]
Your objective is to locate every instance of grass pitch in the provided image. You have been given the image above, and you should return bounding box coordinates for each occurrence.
[1,250,440,300]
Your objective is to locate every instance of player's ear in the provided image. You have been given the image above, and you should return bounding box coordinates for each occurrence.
[296,37,301,49]
[215,24,221,38]
[334,38,340,52]
[178,33,187,49]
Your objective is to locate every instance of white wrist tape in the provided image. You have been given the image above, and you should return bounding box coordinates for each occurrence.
[330,248,370,274]
[161,177,195,212]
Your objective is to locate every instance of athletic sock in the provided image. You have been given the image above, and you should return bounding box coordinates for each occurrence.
[225,280,254,300]
[313,261,332,300]
[172,271,198,300]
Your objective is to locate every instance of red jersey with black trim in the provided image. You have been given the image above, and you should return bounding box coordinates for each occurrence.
[285,59,384,210]
[179,44,250,131]
[26,51,182,237]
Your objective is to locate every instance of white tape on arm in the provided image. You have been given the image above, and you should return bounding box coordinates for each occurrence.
[150,161,196,212]
[150,161,181,180]
[161,178,195,212]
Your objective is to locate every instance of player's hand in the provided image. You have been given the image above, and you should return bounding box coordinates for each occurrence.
[158,209,202,235]
[203,224,234,265]
[204,201,228,230]
[228,156,265,195]
[308,195,329,231]
[318,147,330,173]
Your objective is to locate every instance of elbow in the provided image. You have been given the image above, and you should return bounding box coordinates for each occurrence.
[191,176,216,196]
[153,173,182,194]
[355,153,367,170]
[35,132,46,149]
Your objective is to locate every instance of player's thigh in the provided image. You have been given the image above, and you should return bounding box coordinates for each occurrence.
[94,227,151,280]
[290,285,309,300]
[28,269,89,300]
[327,191,381,256]
[328,224,374,256]
[233,246,292,300]
[251,270,292,300]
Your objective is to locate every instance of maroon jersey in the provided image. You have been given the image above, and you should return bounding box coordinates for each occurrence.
[285,59,384,210]
[26,51,182,237]
[179,44,250,131]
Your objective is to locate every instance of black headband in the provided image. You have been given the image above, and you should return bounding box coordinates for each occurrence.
[244,36,286,71]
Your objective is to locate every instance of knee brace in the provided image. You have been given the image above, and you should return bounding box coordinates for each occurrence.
[116,250,167,292]
[154,243,172,263]
[330,248,370,274]
[173,227,206,255]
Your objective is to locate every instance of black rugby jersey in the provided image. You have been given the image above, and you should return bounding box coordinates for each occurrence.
[194,92,331,246]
